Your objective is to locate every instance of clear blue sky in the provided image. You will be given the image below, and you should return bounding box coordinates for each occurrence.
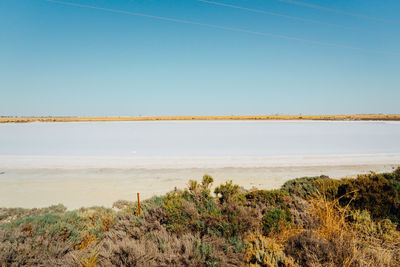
[1,0,399,116]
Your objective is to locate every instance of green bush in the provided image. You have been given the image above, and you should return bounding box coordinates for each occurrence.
[313,178,343,200]
[202,174,214,189]
[281,176,329,198]
[262,208,292,235]
[162,192,193,234]
[337,173,400,222]
[245,189,289,207]
[162,175,222,236]
[384,167,400,193]
[161,177,257,239]
[214,180,240,204]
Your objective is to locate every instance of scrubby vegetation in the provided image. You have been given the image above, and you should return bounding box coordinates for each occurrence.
[1,168,400,266]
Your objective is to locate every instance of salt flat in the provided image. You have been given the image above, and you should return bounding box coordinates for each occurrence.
[0,120,399,208]
[1,120,400,158]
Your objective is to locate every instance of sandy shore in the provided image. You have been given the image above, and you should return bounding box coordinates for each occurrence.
[0,156,398,209]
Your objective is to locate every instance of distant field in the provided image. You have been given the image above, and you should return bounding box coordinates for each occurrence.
[1,114,400,123]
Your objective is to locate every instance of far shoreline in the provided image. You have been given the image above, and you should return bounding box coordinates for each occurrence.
[1,114,400,123]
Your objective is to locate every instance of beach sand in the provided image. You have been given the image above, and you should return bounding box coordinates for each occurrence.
[0,158,398,209]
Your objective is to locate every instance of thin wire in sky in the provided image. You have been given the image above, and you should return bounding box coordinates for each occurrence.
[279,0,400,25]
[197,0,396,37]
[45,0,398,56]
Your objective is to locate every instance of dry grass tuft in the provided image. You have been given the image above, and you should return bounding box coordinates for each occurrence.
[308,193,350,240]
[286,192,400,267]
[77,250,99,267]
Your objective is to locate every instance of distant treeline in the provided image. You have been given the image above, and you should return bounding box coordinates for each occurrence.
[1,114,400,123]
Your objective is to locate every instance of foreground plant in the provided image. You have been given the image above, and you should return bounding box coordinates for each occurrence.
[1,169,399,266]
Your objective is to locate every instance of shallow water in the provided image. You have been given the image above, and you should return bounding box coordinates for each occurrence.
[1,120,399,157]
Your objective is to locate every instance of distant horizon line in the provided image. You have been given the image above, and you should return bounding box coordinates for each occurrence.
[1,114,400,123]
